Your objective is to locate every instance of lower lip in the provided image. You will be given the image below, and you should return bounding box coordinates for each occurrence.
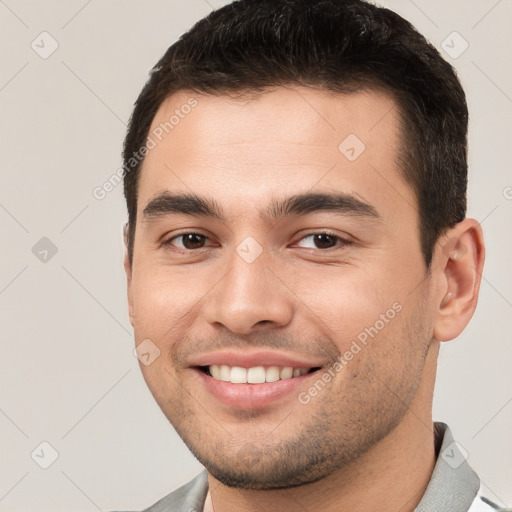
[192,368,320,409]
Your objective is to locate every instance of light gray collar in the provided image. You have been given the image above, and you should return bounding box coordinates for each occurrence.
[414,422,480,511]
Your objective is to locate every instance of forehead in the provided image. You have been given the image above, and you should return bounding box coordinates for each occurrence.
[137,86,414,223]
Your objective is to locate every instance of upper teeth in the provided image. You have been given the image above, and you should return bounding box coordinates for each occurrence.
[208,365,309,384]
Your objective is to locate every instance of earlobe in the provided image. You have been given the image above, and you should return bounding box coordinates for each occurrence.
[433,219,485,342]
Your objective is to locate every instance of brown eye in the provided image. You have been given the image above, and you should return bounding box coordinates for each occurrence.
[167,233,209,250]
[312,234,338,249]
[182,234,206,249]
[295,232,350,250]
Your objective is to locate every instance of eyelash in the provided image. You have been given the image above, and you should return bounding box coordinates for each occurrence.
[162,230,352,254]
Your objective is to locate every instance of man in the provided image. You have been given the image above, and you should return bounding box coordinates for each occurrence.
[117,0,503,510]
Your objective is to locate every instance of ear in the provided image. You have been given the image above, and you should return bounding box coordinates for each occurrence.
[123,223,135,328]
[433,218,485,342]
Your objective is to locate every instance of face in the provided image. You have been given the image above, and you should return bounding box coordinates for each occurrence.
[125,86,438,489]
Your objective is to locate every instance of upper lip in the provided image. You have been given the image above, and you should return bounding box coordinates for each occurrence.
[188,350,327,369]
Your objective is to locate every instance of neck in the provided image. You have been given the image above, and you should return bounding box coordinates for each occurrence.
[207,343,439,512]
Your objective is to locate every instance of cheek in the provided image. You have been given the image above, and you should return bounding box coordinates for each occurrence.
[131,268,204,339]
[289,266,394,343]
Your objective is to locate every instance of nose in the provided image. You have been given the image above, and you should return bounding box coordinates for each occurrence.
[202,245,294,335]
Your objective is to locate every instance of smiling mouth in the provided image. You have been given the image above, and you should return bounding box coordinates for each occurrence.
[198,365,323,384]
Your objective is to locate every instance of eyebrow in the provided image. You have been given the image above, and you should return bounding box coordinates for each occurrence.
[142,191,381,223]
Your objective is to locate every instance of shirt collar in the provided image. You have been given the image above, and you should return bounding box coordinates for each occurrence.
[414,422,480,511]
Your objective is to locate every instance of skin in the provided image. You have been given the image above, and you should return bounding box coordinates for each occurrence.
[124,86,485,512]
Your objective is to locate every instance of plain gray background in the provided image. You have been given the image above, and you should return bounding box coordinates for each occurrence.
[0,0,511,510]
